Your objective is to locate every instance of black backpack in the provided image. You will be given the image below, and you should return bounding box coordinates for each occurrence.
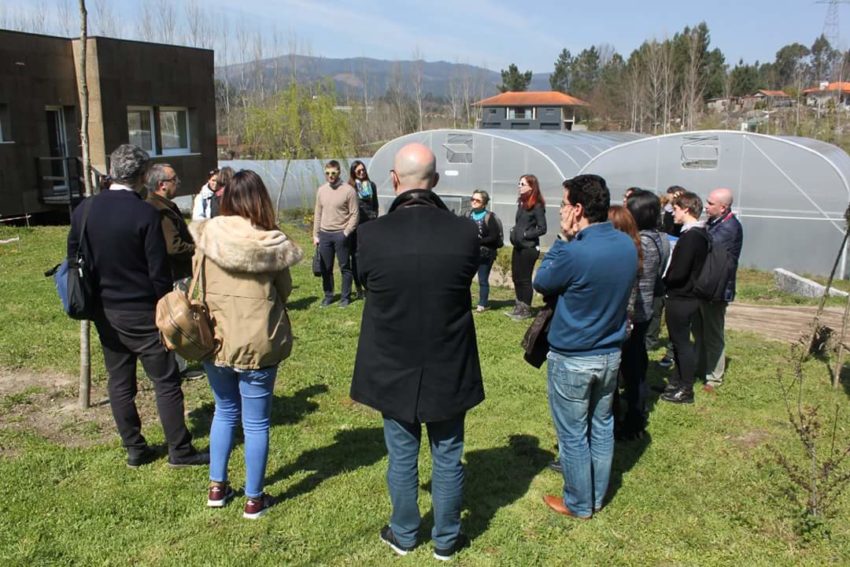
[693,229,734,302]
[485,212,505,248]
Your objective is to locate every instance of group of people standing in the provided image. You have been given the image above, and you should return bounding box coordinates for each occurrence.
[66,142,742,559]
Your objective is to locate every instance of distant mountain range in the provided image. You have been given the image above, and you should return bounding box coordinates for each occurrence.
[215,54,552,101]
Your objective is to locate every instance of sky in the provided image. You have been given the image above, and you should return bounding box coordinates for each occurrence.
[2,0,844,72]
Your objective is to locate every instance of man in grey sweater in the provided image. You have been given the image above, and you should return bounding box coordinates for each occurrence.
[313,160,359,307]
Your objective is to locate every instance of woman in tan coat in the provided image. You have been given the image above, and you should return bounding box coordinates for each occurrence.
[189,170,302,519]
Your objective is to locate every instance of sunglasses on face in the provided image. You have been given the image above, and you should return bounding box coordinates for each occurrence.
[470,198,483,203]
[325,170,339,176]
[355,168,366,174]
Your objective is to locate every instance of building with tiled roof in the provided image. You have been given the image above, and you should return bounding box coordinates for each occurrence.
[473,91,589,131]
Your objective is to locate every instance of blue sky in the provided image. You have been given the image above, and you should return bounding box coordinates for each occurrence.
[2,0,842,71]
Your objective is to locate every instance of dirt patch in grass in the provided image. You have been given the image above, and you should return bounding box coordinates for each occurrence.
[0,368,159,453]
[726,429,772,451]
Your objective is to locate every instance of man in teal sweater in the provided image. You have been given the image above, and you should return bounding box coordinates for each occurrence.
[533,174,637,519]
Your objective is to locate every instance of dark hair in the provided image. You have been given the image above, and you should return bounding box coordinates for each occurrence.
[673,191,703,218]
[348,160,370,187]
[519,174,544,210]
[666,185,686,195]
[219,170,277,231]
[564,174,610,224]
[626,188,661,231]
[472,189,490,206]
[608,205,642,273]
[217,166,235,188]
[208,168,220,177]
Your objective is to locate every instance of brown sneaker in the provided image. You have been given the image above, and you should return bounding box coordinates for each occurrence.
[207,482,235,508]
[243,493,275,519]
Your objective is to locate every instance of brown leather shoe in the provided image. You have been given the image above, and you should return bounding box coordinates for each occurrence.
[542,495,591,519]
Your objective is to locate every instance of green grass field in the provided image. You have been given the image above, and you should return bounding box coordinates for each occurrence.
[1,223,849,565]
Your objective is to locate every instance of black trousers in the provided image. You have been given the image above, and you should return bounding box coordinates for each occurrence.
[93,307,194,458]
[511,246,539,305]
[664,297,701,393]
[620,320,650,431]
[318,230,353,300]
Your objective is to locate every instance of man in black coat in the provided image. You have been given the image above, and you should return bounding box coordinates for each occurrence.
[67,144,207,469]
[350,143,484,561]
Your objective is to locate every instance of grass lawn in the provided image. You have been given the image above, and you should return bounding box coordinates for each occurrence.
[1,223,849,565]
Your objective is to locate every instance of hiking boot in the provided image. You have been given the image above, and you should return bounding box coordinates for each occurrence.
[504,302,521,318]
[658,356,674,368]
[660,388,694,404]
[433,533,470,561]
[509,302,532,321]
[380,525,415,556]
[339,299,351,308]
[243,493,275,519]
[207,481,235,508]
[320,297,333,308]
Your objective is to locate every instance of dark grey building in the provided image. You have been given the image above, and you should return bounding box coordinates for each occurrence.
[474,91,589,131]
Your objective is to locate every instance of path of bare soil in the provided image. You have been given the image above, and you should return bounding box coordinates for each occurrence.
[726,302,845,343]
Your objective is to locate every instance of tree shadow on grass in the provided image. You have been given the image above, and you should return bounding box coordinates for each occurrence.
[266,426,386,500]
[187,383,328,441]
[420,434,552,541]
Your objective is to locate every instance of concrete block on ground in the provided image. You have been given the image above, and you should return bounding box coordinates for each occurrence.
[773,268,849,298]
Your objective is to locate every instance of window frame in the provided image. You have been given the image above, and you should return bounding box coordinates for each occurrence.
[158,106,191,156]
[127,105,156,154]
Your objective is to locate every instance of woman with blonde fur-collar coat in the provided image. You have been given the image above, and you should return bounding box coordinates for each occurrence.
[189,170,302,519]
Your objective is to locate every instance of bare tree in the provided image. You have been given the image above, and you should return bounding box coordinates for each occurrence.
[92,0,116,37]
[252,31,266,102]
[682,27,706,130]
[138,0,156,42]
[184,0,210,48]
[412,47,425,131]
[155,0,176,44]
[55,0,76,36]
[75,0,93,409]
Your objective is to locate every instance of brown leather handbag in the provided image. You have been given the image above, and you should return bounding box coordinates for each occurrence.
[521,303,555,369]
[156,253,218,361]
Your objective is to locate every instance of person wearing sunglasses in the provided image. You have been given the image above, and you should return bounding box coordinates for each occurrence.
[467,190,500,312]
[313,160,359,307]
[347,160,379,300]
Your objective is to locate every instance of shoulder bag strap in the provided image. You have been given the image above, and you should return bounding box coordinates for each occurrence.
[188,251,205,302]
[77,197,95,260]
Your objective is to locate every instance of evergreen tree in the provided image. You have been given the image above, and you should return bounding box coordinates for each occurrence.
[498,63,533,92]
[549,49,573,92]
[571,46,601,97]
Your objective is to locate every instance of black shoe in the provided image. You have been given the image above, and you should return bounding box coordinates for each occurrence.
[663,382,679,394]
[168,450,210,468]
[547,459,563,473]
[127,446,158,469]
[380,525,415,556]
[660,388,694,404]
[434,533,470,561]
[339,299,351,308]
[320,297,333,308]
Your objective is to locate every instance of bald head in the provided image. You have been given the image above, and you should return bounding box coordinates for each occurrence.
[392,143,438,194]
[705,187,734,220]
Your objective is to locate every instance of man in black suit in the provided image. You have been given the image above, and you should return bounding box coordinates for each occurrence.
[350,143,484,561]
[67,144,208,469]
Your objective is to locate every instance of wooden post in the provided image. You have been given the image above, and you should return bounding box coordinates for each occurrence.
[76,0,93,409]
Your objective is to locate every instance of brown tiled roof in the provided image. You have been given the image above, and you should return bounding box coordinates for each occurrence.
[802,82,850,94]
[473,91,589,107]
[755,89,790,97]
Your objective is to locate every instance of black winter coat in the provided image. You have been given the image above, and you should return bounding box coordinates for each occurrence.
[350,190,485,423]
[509,203,547,249]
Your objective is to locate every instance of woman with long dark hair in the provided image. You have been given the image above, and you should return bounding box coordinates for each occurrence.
[466,189,500,312]
[348,160,378,299]
[190,170,303,519]
[507,174,547,320]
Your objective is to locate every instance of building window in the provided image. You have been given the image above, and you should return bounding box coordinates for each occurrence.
[159,107,189,155]
[680,134,719,170]
[444,133,473,164]
[507,107,534,120]
[127,106,155,153]
[0,103,10,142]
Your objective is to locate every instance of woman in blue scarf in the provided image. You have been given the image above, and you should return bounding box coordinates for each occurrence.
[467,190,501,312]
[348,160,379,299]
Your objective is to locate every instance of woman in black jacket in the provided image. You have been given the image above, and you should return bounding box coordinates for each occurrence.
[507,174,547,320]
[348,160,379,299]
[661,191,708,404]
[467,190,501,312]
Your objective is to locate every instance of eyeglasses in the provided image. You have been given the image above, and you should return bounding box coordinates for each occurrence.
[325,170,339,176]
[163,176,179,183]
[354,168,366,174]
[470,198,483,203]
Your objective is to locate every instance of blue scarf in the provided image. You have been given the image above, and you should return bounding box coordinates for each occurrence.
[471,209,487,221]
[356,180,373,200]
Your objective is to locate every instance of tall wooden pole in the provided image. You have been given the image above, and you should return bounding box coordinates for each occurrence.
[76,0,92,409]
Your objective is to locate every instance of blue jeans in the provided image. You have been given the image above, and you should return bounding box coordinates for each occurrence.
[547,350,620,517]
[382,414,465,549]
[204,363,277,499]
[477,259,493,307]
